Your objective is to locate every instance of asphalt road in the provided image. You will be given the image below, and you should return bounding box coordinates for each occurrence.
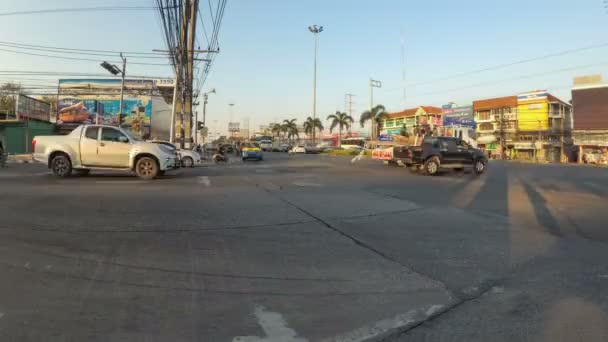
[1,153,608,341]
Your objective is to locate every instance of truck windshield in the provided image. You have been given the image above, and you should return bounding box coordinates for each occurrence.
[123,130,142,142]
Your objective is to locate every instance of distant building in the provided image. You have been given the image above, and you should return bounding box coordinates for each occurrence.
[0,94,55,154]
[571,80,608,162]
[383,106,442,136]
[473,96,518,159]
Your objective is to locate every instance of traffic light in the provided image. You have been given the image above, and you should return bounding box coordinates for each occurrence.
[197,121,204,130]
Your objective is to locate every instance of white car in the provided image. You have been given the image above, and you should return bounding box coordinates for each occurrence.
[151,141,202,168]
[33,125,178,179]
[289,145,306,154]
[259,140,273,152]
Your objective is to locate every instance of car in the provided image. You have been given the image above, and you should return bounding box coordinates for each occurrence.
[33,125,178,179]
[150,140,202,168]
[259,140,273,152]
[583,150,607,164]
[273,143,291,152]
[241,142,263,161]
[219,144,234,154]
[289,145,306,154]
[394,136,487,175]
[304,144,323,154]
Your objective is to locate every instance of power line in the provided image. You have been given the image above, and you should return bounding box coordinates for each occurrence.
[0,40,169,56]
[0,6,158,17]
[0,42,171,59]
[0,47,172,66]
[386,41,608,92]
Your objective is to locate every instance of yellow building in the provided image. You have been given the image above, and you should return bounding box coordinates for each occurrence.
[517,91,550,131]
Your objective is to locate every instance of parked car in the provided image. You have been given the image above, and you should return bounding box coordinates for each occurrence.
[33,125,179,179]
[304,144,323,154]
[273,143,291,152]
[241,142,263,161]
[393,136,487,175]
[150,140,202,168]
[219,144,234,154]
[259,140,273,152]
[583,150,607,164]
[289,145,306,154]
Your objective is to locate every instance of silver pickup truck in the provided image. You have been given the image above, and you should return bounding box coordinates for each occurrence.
[33,125,179,179]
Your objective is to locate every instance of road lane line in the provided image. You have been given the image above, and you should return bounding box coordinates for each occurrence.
[197,176,211,186]
[233,305,307,342]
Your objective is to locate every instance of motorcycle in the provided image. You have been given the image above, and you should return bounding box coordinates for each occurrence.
[212,148,228,163]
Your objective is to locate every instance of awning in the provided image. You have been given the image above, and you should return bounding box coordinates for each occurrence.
[477,135,497,144]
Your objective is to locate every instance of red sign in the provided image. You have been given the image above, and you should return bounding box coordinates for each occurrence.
[372,148,393,160]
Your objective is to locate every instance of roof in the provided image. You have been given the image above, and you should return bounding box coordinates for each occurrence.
[386,106,442,119]
[420,106,443,115]
[386,108,418,119]
[473,96,518,111]
[547,94,571,107]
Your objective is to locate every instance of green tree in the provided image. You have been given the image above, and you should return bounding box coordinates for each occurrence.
[303,116,324,142]
[282,119,298,144]
[359,104,387,139]
[326,111,354,147]
[0,82,22,114]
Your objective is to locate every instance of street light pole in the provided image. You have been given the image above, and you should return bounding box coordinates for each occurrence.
[369,78,382,139]
[308,25,323,145]
[118,53,127,128]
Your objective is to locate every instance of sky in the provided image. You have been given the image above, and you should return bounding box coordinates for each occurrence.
[1,0,608,135]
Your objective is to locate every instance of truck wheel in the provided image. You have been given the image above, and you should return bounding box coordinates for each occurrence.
[51,154,72,177]
[182,156,194,168]
[424,157,440,176]
[474,159,486,174]
[135,157,159,180]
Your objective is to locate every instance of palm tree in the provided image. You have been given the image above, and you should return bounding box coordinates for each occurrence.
[359,104,387,139]
[282,119,298,144]
[271,123,282,142]
[326,111,354,147]
[303,117,324,143]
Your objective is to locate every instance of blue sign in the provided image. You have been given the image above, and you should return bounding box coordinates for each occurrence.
[379,134,394,141]
[442,104,476,128]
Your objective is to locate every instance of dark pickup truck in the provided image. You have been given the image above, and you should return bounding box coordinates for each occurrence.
[393,136,487,175]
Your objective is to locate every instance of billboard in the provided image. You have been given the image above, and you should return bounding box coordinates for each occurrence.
[442,103,475,128]
[57,79,173,138]
[228,122,240,132]
[16,94,50,122]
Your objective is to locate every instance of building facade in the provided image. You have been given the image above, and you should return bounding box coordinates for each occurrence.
[473,96,518,159]
[571,82,608,163]
[515,91,571,162]
[383,106,443,136]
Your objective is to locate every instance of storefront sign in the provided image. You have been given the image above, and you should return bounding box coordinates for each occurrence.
[379,134,394,141]
[514,142,535,149]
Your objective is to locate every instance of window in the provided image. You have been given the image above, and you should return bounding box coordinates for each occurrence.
[457,139,470,149]
[477,111,491,121]
[101,128,127,142]
[395,118,404,126]
[84,127,99,140]
[444,139,458,151]
[385,119,395,127]
[479,123,494,131]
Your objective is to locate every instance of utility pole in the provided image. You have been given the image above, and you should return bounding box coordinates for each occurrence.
[345,93,355,135]
[369,78,382,139]
[308,25,323,145]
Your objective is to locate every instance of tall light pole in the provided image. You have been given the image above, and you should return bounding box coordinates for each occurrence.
[308,24,323,144]
[100,53,127,127]
[200,88,215,145]
[369,78,382,139]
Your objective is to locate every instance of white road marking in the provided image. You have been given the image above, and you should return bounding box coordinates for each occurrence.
[198,176,211,187]
[292,181,321,187]
[323,304,444,342]
[233,305,307,342]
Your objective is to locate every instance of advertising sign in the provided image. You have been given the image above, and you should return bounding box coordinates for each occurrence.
[228,122,240,132]
[57,79,157,136]
[372,147,393,160]
[379,134,394,141]
[16,94,50,122]
[442,103,475,128]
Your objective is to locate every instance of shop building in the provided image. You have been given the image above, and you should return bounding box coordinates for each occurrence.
[382,106,442,136]
[0,94,55,154]
[571,80,608,163]
[473,96,518,159]
[515,91,571,162]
